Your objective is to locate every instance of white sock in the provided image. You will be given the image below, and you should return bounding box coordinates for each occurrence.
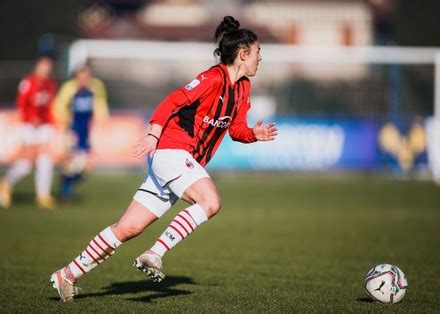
[150,204,208,257]
[5,159,32,186]
[35,154,53,197]
[63,227,122,282]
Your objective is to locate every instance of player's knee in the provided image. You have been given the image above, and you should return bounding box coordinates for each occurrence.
[112,223,144,242]
[201,195,222,218]
[15,159,33,176]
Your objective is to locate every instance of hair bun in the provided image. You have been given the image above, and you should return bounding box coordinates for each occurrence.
[214,16,240,42]
[222,16,240,31]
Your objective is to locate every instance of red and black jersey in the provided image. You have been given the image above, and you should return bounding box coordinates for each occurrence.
[16,74,57,124]
[150,64,256,167]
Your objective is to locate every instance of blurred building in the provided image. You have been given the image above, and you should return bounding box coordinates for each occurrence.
[79,0,373,46]
[1,0,438,174]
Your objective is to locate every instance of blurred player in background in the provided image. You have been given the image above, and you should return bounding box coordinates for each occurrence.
[51,16,278,302]
[0,56,57,209]
[53,64,108,201]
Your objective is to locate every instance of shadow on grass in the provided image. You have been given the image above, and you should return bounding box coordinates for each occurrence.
[356,296,375,303]
[49,276,195,303]
[12,190,87,209]
[12,192,35,206]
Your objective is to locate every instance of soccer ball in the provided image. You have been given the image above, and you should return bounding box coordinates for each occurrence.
[364,264,408,304]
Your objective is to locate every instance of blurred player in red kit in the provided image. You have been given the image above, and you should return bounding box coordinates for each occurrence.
[0,56,57,209]
[50,16,278,302]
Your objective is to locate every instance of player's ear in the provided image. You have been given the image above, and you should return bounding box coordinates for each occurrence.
[239,48,248,62]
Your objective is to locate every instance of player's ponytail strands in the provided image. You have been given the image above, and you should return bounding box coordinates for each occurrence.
[63,227,122,282]
[213,16,258,65]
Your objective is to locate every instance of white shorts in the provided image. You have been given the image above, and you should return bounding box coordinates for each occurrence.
[18,124,54,145]
[133,149,210,218]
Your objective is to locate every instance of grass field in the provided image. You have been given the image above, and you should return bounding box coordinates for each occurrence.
[0,173,439,312]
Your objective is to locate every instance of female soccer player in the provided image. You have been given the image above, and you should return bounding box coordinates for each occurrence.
[0,56,57,209]
[53,64,108,201]
[51,16,278,302]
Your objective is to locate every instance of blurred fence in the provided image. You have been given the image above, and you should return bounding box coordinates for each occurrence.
[0,110,146,168]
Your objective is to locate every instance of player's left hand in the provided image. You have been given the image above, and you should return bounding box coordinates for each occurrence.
[132,135,158,159]
[252,120,278,141]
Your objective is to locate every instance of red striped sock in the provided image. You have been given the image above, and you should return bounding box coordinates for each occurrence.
[63,226,122,281]
[150,204,208,257]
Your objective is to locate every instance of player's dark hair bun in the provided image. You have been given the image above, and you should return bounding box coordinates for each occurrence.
[214,16,240,43]
[213,16,258,65]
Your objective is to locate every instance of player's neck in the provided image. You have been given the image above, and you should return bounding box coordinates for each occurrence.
[226,63,246,85]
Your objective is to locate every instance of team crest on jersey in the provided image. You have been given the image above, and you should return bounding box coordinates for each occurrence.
[185,78,200,91]
[185,158,195,169]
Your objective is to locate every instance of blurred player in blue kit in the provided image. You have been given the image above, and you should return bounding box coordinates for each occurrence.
[53,64,108,201]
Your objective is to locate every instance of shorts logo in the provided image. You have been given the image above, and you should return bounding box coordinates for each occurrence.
[185,158,195,169]
[203,115,232,128]
[185,79,200,91]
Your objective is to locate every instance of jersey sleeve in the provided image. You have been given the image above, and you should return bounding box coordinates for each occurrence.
[53,81,76,127]
[150,71,221,127]
[92,78,109,121]
[228,82,257,143]
[16,77,32,118]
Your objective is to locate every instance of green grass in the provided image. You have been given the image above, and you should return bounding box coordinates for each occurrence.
[0,173,439,312]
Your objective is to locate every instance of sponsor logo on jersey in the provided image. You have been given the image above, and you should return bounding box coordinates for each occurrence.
[34,91,51,107]
[203,115,232,128]
[185,78,200,91]
[185,158,195,169]
[73,95,93,112]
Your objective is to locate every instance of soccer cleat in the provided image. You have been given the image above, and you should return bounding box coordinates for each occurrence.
[133,250,165,283]
[0,179,12,208]
[50,270,80,302]
[36,195,57,210]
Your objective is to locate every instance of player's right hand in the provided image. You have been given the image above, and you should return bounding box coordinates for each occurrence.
[132,135,158,159]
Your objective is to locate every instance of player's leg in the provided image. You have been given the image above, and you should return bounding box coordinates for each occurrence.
[148,177,220,257]
[51,199,162,302]
[1,124,36,208]
[59,151,88,201]
[34,125,56,209]
[136,173,220,282]
[0,147,34,208]
[59,126,91,201]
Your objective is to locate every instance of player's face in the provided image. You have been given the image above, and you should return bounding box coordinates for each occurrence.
[242,42,262,77]
[34,58,53,79]
[76,67,92,87]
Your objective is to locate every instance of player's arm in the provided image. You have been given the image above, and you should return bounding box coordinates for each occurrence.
[92,78,109,122]
[228,100,258,143]
[133,72,220,159]
[229,88,278,143]
[16,78,32,119]
[53,81,76,129]
[149,72,220,128]
[46,81,58,122]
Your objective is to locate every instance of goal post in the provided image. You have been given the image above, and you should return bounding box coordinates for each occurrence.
[68,40,440,119]
[67,40,440,179]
